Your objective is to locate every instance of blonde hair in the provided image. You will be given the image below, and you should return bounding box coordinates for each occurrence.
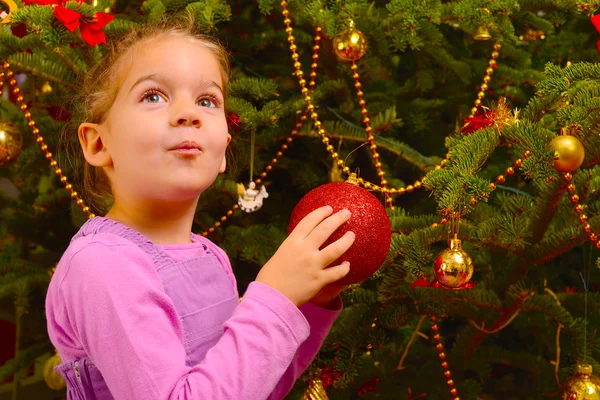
[61,16,230,215]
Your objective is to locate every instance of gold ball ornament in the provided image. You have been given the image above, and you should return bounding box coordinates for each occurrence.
[562,364,600,400]
[0,0,18,24]
[550,135,585,173]
[0,120,23,166]
[301,377,329,400]
[333,23,367,62]
[433,235,474,288]
[43,352,66,391]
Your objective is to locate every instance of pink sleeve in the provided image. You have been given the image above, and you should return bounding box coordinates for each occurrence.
[268,299,342,399]
[199,235,343,399]
[50,235,312,400]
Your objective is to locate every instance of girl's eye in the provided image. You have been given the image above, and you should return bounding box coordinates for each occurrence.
[197,97,219,108]
[141,90,166,103]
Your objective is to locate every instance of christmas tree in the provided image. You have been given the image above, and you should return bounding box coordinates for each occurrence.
[2,0,600,398]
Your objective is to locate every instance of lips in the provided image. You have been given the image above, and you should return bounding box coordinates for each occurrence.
[170,140,202,155]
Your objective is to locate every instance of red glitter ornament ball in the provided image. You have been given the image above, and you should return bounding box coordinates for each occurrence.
[288,176,392,285]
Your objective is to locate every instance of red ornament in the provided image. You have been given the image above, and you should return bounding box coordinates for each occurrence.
[288,175,392,285]
[227,112,242,135]
[53,5,114,46]
[592,15,600,53]
[460,110,494,135]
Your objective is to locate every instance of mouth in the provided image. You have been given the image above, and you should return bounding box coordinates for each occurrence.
[169,141,202,155]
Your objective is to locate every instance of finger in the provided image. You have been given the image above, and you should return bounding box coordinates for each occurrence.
[290,205,333,239]
[321,261,350,285]
[320,230,355,265]
[307,209,352,247]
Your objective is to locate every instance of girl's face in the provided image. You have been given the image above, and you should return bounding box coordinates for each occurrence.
[92,36,229,206]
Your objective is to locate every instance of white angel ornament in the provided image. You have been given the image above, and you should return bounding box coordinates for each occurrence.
[237,182,269,213]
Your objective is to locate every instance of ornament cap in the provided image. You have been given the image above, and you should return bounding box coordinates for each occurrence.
[448,234,462,250]
[577,364,593,376]
[346,173,360,185]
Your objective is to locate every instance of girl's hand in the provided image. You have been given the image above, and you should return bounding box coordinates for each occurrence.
[256,206,354,307]
[309,283,346,309]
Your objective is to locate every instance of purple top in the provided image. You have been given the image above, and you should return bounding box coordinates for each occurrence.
[46,217,341,399]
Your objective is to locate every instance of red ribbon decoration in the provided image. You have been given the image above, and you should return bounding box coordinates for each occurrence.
[591,15,600,53]
[53,5,114,46]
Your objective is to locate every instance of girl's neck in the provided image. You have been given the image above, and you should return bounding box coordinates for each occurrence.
[105,199,199,245]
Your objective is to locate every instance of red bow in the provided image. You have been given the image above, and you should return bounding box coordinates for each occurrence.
[591,15,600,53]
[54,6,114,46]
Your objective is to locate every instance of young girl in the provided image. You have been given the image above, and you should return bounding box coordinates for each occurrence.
[46,17,355,400]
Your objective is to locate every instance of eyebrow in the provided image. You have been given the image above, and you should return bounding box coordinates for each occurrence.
[128,74,224,95]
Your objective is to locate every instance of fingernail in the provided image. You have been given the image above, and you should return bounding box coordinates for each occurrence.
[342,261,350,268]
[325,205,333,213]
[342,209,351,218]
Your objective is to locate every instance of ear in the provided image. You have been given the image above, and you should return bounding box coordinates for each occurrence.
[219,134,231,174]
[78,122,112,167]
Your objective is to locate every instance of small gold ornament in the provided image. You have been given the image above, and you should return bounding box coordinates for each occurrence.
[43,351,66,391]
[301,377,329,400]
[0,0,18,24]
[433,234,474,288]
[562,364,600,400]
[550,134,585,173]
[41,81,53,94]
[333,21,368,62]
[0,120,23,166]
[474,26,492,40]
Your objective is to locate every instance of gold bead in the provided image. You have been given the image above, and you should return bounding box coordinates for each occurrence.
[41,144,48,151]
[523,150,532,158]
[276,151,283,157]
[477,91,485,99]
[322,137,329,144]
[474,99,482,106]
[260,172,267,178]
[50,160,57,167]
[221,216,227,222]
[486,67,494,75]
[590,233,597,242]
[337,160,344,167]
[414,181,422,189]
[60,176,67,183]
[496,175,505,184]
[579,214,588,223]
[70,191,78,198]
[505,167,514,176]
[332,152,339,159]
[489,182,496,190]
[567,183,576,193]
[470,197,478,206]
[227,210,233,216]
[77,199,84,206]
[24,112,31,119]
[406,185,414,192]
[214,222,221,227]
[514,159,523,167]
[480,84,488,91]
[377,171,385,177]
[488,60,496,67]
[571,194,580,203]
[46,153,52,159]
[281,144,288,150]
[471,107,479,115]
[65,184,72,190]
[255,179,262,185]
[357,91,364,97]
[375,162,382,168]
[441,159,448,166]
[266,165,272,171]
[326,145,334,152]
[398,188,406,195]
[491,51,499,59]
[208,227,215,233]
[83,207,90,213]
[343,166,350,174]
[363,117,370,125]
[435,165,441,171]
[494,43,502,50]
[282,9,289,16]
[483,75,491,83]
[564,173,573,182]
[381,179,387,186]
[583,222,591,232]
[55,168,62,175]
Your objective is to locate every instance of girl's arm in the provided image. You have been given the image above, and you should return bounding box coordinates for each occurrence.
[204,239,343,400]
[47,234,313,400]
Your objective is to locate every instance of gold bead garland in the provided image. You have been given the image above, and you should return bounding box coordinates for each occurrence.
[0,61,95,218]
[431,316,460,400]
[470,43,501,117]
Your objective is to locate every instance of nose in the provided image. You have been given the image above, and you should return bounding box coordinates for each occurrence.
[170,98,202,128]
